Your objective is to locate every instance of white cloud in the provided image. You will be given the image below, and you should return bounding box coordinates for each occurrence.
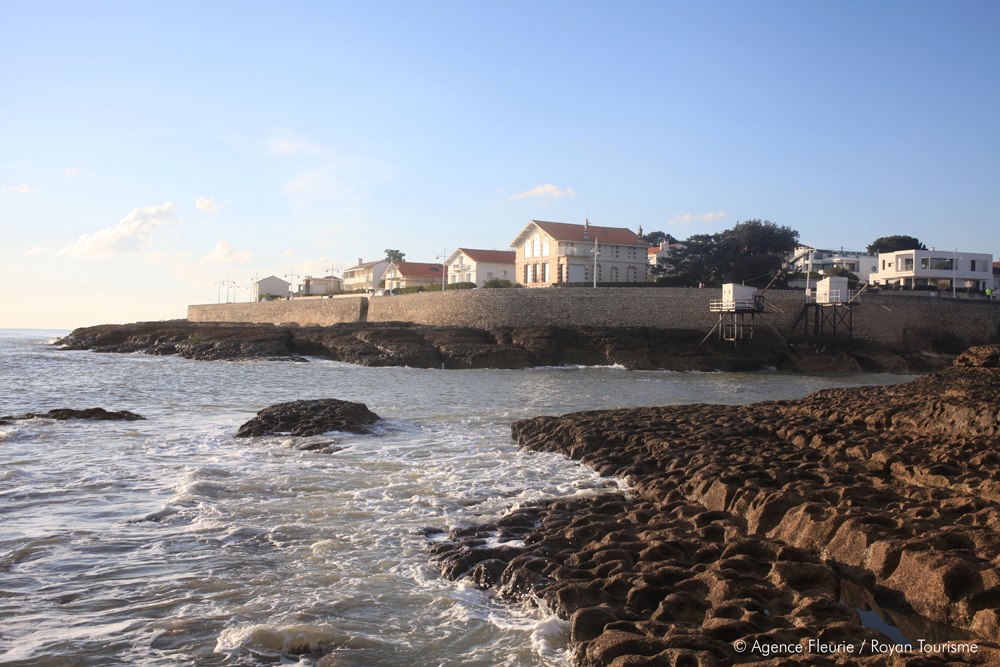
[23,246,51,257]
[667,211,728,226]
[509,183,576,201]
[269,137,323,157]
[202,240,252,264]
[282,248,296,257]
[195,196,220,215]
[58,202,177,258]
[2,184,34,195]
[298,256,337,277]
[65,167,81,177]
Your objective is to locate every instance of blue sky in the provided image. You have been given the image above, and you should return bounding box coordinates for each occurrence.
[2,0,998,328]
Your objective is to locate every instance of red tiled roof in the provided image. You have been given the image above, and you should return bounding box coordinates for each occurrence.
[458,248,516,263]
[389,261,444,280]
[529,220,646,246]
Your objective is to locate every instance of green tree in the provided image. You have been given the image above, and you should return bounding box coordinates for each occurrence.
[642,230,679,246]
[667,220,799,287]
[866,235,926,254]
[384,249,406,262]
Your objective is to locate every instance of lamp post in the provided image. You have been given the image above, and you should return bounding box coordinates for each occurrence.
[591,238,600,288]
[804,246,815,303]
[284,268,298,299]
[953,248,958,298]
[436,247,447,291]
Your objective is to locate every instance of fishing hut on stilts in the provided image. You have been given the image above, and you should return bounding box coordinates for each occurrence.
[702,284,766,346]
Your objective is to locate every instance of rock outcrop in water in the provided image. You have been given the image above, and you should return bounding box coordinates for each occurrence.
[54,320,954,373]
[429,345,1000,665]
[236,399,380,438]
[0,407,145,423]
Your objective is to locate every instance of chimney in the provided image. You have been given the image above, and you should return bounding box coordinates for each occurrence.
[358,257,363,266]
[583,217,590,240]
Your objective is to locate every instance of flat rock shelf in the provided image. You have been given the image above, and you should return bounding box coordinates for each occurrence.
[429,345,1000,666]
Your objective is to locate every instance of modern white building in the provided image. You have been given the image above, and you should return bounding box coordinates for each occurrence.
[788,245,879,284]
[298,275,343,296]
[511,219,649,286]
[342,259,389,293]
[445,248,516,285]
[252,275,290,301]
[871,249,993,292]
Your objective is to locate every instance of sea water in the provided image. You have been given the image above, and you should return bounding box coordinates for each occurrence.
[0,329,913,666]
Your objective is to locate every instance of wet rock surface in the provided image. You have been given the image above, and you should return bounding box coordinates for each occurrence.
[429,346,1000,665]
[1,407,145,422]
[235,399,380,438]
[55,320,955,372]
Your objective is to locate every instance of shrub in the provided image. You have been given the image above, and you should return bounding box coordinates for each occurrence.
[481,279,519,288]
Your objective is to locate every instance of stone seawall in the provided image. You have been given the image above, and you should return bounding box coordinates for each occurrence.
[188,297,367,326]
[188,289,1000,347]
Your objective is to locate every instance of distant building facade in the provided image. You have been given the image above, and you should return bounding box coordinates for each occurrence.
[382,261,446,290]
[298,275,343,296]
[253,275,290,300]
[511,219,648,287]
[342,259,389,293]
[647,240,687,279]
[445,248,516,285]
[872,249,993,291]
[788,245,879,284]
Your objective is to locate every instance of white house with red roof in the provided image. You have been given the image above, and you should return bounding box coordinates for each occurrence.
[647,241,687,266]
[445,248,516,286]
[510,219,649,286]
[382,261,447,290]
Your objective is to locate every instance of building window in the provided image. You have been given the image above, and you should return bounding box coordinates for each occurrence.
[533,236,541,257]
[525,240,532,259]
[524,264,530,283]
[971,260,978,271]
[543,263,550,283]
[542,239,550,256]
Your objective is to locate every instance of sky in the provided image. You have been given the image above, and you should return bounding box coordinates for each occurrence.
[2,0,998,328]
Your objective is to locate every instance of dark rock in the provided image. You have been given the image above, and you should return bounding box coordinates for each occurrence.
[52,319,960,372]
[424,344,1000,666]
[236,399,380,438]
[2,407,145,421]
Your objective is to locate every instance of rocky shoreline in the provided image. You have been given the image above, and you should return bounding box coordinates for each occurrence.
[55,320,956,373]
[429,345,1000,665]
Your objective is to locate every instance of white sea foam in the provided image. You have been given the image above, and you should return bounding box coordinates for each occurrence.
[0,329,913,666]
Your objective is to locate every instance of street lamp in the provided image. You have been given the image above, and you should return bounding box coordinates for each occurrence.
[284,267,298,299]
[436,247,447,291]
[953,248,958,298]
[591,238,600,288]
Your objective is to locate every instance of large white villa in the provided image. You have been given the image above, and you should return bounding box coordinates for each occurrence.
[511,219,649,286]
